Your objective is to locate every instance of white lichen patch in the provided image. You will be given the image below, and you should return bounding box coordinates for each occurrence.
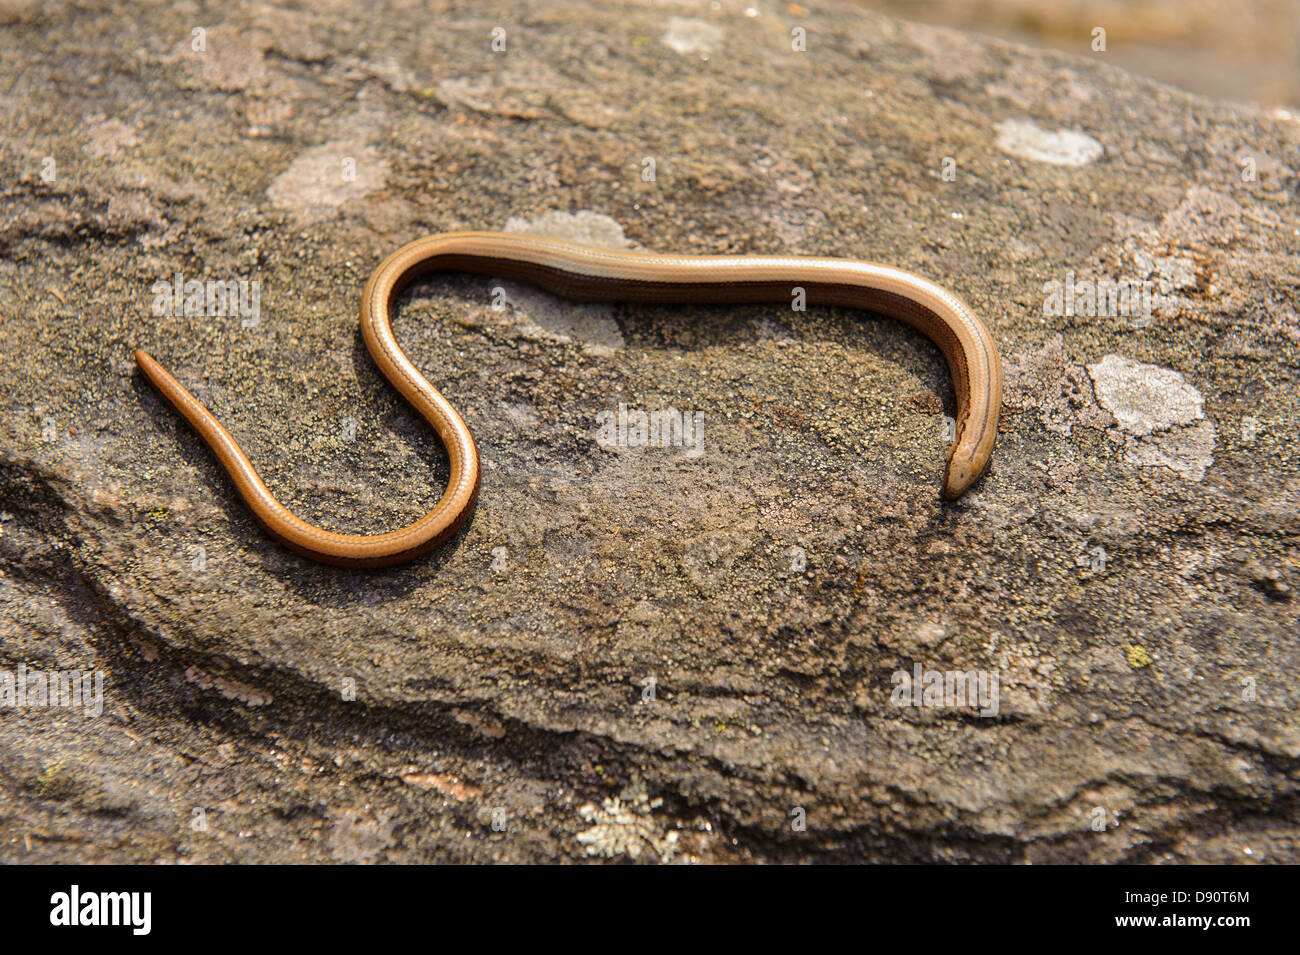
[1087,355,1203,436]
[183,666,272,707]
[1086,355,1215,481]
[1001,335,1113,437]
[82,117,139,160]
[576,778,679,862]
[995,118,1103,166]
[502,209,630,248]
[497,211,629,355]
[1121,420,1217,481]
[659,16,724,56]
[266,140,389,224]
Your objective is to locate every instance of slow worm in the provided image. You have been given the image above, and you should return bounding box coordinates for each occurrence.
[136,231,1001,568]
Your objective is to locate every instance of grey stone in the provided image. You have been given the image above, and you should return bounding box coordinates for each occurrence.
[1,0,1298,864]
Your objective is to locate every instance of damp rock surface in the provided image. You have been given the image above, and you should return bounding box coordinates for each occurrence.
[1,0,1298,863]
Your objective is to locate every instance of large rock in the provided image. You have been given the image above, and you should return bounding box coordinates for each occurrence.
[1,0,1298,862]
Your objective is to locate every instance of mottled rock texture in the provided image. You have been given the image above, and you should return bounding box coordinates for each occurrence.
[1,0,1298,863]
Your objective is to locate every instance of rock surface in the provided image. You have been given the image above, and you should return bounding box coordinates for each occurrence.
[1,0,1298,863]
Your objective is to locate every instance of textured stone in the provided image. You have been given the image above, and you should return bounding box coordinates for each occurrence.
[1,0,1298,864]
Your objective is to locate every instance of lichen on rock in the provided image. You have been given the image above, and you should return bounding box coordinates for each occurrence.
[0,0,1297,864]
